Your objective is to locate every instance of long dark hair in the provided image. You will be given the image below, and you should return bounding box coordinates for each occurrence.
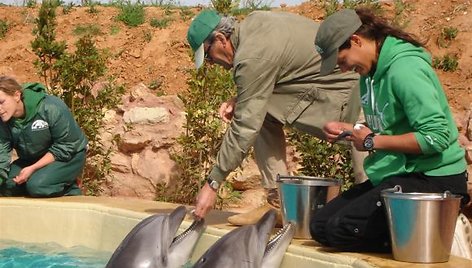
[340,7,425,50]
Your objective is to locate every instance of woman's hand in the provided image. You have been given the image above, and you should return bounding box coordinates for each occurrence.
[218,97,237,123]
[13,166,35,184]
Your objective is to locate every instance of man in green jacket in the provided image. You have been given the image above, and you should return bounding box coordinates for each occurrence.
[0,76,87,197]
[187,10,364,223]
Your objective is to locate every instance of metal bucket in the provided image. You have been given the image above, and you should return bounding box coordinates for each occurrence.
[381,185,462,263]
[276,175,341,239]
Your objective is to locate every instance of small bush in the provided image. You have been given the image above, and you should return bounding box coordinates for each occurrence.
[437,26,458,48]
[73,23,102,36]
[62,2,74,14]
[25,0,37,8]
[179,7,193,21]
[86,2,100,14]
[211,0,235,14]
[109,24,120,35]
[117,1,145,27]
[432,54,459,72]
[0,20,9,39]
[143,29,152,42]
[150,17,173,29]
[161,64,237,206]
[287,130,354,191]
[323,0,382,16]
[391,0,410,28]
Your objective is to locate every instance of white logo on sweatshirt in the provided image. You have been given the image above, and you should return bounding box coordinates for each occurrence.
[31,120,49,130]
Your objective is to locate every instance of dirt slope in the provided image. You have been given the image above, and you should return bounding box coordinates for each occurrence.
[0,1,470,110]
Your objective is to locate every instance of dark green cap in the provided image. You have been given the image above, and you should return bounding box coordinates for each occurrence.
[187,10,221,68]
[315,9,362,75]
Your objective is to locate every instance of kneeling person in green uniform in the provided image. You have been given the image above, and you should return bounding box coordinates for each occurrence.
[0,76,88,197]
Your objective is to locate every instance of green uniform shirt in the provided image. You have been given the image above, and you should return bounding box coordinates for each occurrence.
[209,11,360,183]
[0,83,88,180]
[361,36,466,185]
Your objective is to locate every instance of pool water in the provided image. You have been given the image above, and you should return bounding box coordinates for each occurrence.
[0,240,110,267]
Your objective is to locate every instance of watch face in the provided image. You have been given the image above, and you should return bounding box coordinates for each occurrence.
[363,136,374,150]
[208,179,219,190]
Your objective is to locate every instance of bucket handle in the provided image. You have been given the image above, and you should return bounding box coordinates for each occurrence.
[443,190,453,198]
[276,174,302,183]
[382,185,403,194]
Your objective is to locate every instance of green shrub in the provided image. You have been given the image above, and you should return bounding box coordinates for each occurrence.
[0,20,9,39]
[117,1,145,27]
[432,54,459,72]
[62,2,74,14]
[109,24,121,35]
[31,0,67,88]
[143,29,152,42]
[73,23,102,36]
[323,0,382,16]
[391,0,410,28]
[287,130,354,191]
[150,17,173,29]
[437,26,458,48]
[179,7,194,21]
[160,64,238,207]
[24,0,37,8]
[211,0,236,15]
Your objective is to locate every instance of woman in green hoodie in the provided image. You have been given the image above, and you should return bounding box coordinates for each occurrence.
[310,8,469,252]
[0,76,88,197]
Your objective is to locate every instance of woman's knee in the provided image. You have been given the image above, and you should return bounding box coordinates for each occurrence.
[26,176,62,197]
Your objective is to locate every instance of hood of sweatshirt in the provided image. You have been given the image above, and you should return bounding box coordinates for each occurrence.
[13,82,47,127]
[373,36,430,81]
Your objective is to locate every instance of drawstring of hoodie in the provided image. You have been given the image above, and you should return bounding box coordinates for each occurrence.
[365,77,375,113]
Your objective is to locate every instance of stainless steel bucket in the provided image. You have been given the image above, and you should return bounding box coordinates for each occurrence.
[276,175,341,239]
[381,185,462,263]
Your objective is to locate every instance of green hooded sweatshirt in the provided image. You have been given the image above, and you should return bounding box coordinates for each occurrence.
[0,83,88,181]
[361,36,466,186]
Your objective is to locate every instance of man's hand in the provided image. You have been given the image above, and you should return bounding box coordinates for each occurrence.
[323,121,353,142]
[218,97,236,123]
[193,183,218,219]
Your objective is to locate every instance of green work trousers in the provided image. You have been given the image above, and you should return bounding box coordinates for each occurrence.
[0,150,86,197]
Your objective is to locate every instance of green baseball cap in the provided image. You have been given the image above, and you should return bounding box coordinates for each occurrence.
[187,9,221,69]
[315,9,362,75]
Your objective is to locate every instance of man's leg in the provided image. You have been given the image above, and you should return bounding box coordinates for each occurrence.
[351,111,368,184]
[227,114,285,225]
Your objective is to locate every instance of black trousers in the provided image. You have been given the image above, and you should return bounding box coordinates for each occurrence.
[309,172,469,252]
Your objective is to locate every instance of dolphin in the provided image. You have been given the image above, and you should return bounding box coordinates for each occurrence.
[106,205,205,268]
[193,209,295,268]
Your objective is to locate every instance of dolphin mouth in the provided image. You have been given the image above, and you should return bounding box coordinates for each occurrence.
[172,218,205,244]
[265,222,295,254]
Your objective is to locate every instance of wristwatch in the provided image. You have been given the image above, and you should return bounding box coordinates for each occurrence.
[363,132,376,151]
[206,177,220,191]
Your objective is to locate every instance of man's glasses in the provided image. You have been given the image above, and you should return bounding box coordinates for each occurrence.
[204,42,213,61]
